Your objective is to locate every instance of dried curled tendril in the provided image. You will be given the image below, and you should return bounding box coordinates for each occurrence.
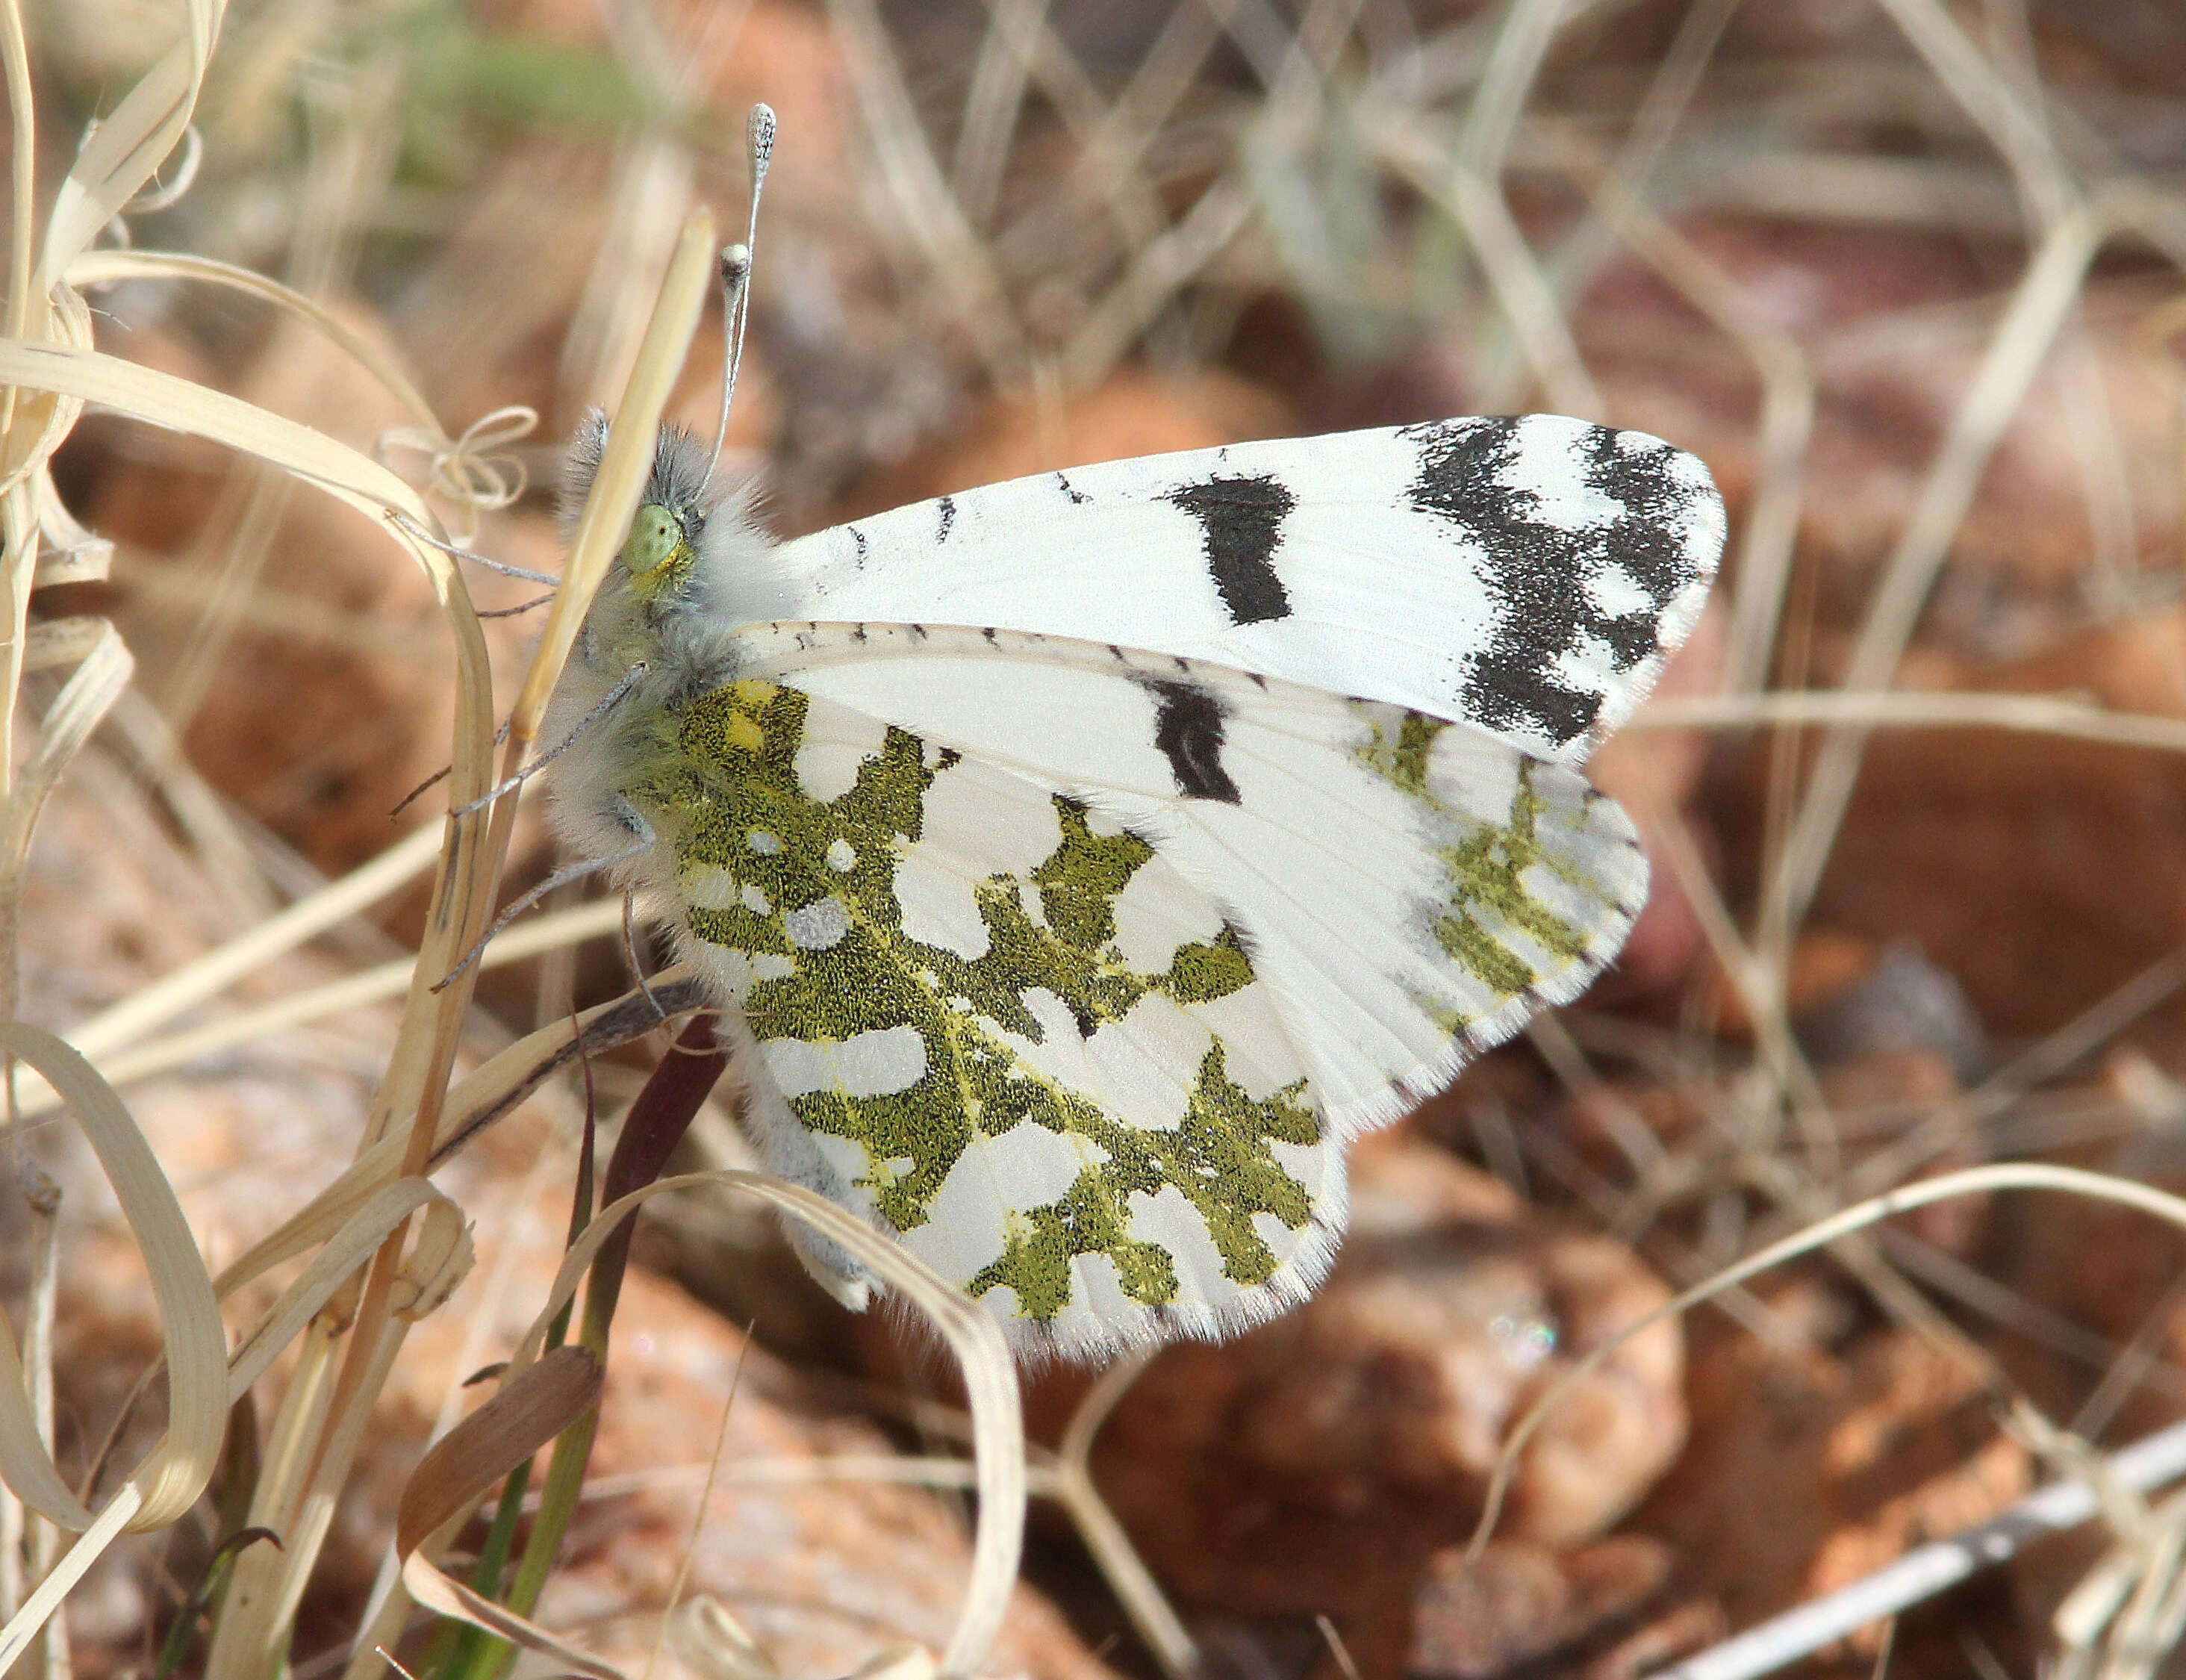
[380,405,538,544]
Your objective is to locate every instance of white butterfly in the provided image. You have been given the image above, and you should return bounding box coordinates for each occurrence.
[541,411,1722,1361]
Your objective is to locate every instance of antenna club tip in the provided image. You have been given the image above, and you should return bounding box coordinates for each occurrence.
[747,103,777,152]
[720,243,752,278]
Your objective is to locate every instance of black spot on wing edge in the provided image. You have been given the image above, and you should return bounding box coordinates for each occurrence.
[1162,473,1296,626]
[1399,417,1709,752]
[936,494,956,541]
[1142,678,1241,803]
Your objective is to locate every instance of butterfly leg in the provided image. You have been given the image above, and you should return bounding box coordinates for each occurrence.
[432,824,655,992]
[451,661,653,819]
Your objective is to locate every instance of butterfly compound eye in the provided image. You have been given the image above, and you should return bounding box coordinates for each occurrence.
[620,503,691,596]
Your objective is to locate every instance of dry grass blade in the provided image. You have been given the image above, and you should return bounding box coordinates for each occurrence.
[66,249,449,435]
[0,1498,137,1678]
[0,623,132,922]
[35,2,222,295]
[1061,178,1254,388]
[1373,121,1600,417]
[222,1178,452,1397]
[31,1,2186,1673]
[271,225,719,1680]
[1875,0,2073,224]
[208,976,705,1306]
[399,1557,627,1680]
[32,462,112,586]
[1762,199,2109,947]
[0,1025,224,1536]
[60,821,443,1064]
[396,1347,604,1560]
[1556,139,1813,695]
[1636,690,2186,752]
[0,343,434,526]
[0,1024,231,1671]
[1050,1350,1197,1680]
[826,0,1025,382]
[668,1596,782,1680]
[0,0,33,370]
[1657,1419,2186,1680]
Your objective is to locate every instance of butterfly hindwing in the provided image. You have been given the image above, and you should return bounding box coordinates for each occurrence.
[768,415,1723,761]
[647,667,1344,1357]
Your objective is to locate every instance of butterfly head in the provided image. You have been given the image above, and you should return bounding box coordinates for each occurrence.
[558,412,788,685]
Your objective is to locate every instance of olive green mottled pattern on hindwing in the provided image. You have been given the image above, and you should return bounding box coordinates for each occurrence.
[964,1039,1318,1320]
[1355,709,1619,1011]
[635,676,1318,1319]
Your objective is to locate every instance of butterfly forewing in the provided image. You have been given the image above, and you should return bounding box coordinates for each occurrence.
[769,415,1722,761]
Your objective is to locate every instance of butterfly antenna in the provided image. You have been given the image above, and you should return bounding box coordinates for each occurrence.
[711,102,775,473]
[387,508,561,584]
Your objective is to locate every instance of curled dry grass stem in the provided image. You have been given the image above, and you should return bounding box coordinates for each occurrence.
[1475,1164,2186,1565]
[0,1026,228,1664]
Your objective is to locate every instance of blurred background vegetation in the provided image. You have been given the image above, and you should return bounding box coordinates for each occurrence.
[25,2,2186,1679]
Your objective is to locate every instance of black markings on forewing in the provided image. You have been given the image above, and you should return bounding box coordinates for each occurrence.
[1162,473,1297,626]
[1401,417,1704,751]
[1055,472,1090,505]
[1140,678,1241,803]
[849,526,869,567]
[936,494,956,541]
